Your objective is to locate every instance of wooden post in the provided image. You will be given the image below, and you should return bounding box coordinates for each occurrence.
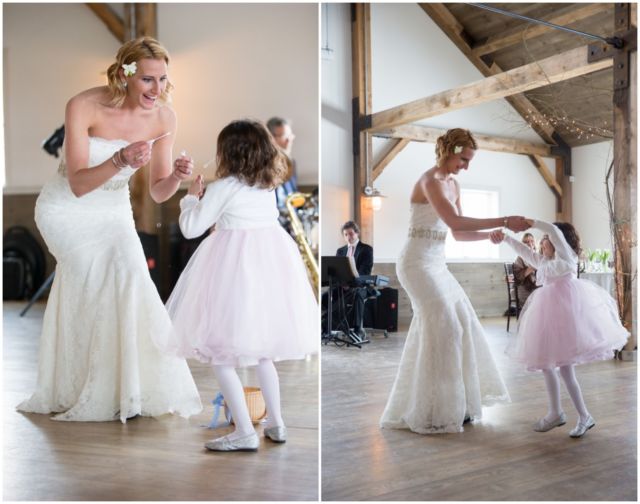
[612,4,637,351]
[128,3,159,237]
[351,3,373,244]
[554,157,573,223]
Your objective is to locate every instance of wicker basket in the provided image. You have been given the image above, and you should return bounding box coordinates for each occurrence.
[224,386,267,424]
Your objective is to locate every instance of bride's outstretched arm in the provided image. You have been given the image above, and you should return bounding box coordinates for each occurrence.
[451,230,498,241]
[450,192,501,241]
[423,176,528,233]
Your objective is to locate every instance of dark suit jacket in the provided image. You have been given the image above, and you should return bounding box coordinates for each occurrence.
[336,242,374,276]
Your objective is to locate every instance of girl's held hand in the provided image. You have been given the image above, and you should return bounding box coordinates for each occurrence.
[173,153,194,181]
[489,229,505,244]
[188,174,204,198]
[506,216,530,232]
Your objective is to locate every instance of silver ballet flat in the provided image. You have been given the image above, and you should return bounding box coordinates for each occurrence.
[569,416,595,438]
[264,425,287,443]
[533,412,567,432]
[204,432,259,452]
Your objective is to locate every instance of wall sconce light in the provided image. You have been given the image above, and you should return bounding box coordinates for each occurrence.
[363,186,385,211]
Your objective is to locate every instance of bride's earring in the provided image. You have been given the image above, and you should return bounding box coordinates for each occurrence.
[122,81,127,88]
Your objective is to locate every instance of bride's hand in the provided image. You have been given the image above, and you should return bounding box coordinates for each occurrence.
[505,216,530,232]
[120,141,152,169]
[188,174,204,198]
[489,230,505,244]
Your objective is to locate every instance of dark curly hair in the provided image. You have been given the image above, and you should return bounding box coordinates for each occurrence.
[553,222,582,256]
[215,120,288,189]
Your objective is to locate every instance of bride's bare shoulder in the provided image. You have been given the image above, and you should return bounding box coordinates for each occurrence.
[423,167,444,187]
[411,169,436,203]
[66,87,109,113]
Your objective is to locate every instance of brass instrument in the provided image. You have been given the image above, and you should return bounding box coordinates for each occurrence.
[286,192,319,298]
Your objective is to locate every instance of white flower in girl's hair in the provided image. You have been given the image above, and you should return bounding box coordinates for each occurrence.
[454,145,463,154]
[122,62,137,77]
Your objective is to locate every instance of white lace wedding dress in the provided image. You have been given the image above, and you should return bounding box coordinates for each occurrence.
[17,137,203,422]
[380,203,510,434]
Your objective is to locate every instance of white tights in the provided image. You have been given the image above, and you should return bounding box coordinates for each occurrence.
[541,365,590,422]
[213,359,284,440]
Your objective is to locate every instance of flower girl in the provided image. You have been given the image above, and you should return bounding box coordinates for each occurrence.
[156,120,317,451]
[491,220,628,437]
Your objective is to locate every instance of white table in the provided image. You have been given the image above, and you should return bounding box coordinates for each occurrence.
[581,271,616,298]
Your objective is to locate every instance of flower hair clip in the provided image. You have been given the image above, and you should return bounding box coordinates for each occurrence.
[453,145,463,154]
[122,62,137,77]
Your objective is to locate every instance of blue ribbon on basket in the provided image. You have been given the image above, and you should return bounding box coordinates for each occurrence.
[206,392,230,429]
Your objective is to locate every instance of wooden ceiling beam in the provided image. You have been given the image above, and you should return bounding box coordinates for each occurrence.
[374,124,555,158]
[366,44,612,133]
[372,138,410,182]
[471,3,611,57]
[419,3,556,144]
[529,154,563,198]
[86,4,125,43]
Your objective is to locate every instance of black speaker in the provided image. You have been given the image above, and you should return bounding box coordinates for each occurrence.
[168,223,208,294]
[3,257,26,300]
[375,287,398,332]
[137,232,160,292]
[3,226,46,298]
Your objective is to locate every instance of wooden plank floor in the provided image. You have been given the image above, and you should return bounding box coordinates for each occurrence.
[4,301,319,501]
[322,318,637,501]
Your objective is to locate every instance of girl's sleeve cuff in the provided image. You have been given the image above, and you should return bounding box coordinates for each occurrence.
[180,194,199,210]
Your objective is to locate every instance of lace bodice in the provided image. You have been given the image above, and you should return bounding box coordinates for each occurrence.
[397,203,449,266]
[57,137,137,191]
[407,203,448,238]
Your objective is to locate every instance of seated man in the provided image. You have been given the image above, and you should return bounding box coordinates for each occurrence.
[336,221,373,337]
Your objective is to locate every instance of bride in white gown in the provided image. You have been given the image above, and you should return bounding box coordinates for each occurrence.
[17,37,202,422]
[380,128,529,434]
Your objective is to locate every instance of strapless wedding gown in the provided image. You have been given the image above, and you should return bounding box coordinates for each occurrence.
[380,203,509,434]
[17,137,202,422]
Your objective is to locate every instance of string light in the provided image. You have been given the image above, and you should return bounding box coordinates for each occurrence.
[524,109,612,141]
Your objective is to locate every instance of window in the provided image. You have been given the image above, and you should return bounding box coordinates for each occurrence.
[445,188,499,260]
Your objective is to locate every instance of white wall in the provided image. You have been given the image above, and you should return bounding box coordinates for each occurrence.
[572,141,614,252]
[3,3,318,193]
[320,3,354,256]
[321,3,556,258]
[158,3,318,185]
[3,4,121,193]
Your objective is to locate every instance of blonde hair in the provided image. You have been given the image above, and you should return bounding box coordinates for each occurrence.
[435,128,477,164]
[105,37,173,107]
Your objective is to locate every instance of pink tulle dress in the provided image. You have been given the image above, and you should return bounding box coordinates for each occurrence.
[154,176,318,367]
[504,220,628,371]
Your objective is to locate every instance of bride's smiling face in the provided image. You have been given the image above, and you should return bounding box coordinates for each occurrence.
[122,58,168,109]
[442,147,475,176]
